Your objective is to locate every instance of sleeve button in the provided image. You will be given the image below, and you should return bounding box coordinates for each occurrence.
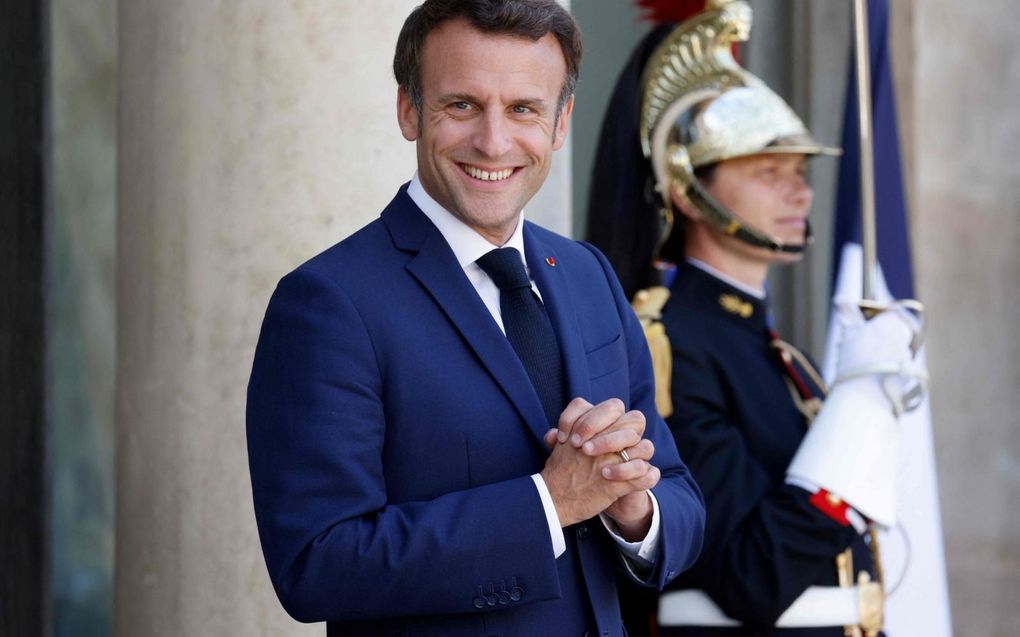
[509,577,524,601]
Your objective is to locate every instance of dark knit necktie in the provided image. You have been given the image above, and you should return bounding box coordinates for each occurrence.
[476,247,566,426]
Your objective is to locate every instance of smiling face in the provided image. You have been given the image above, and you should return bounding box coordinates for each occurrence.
[397,18,573,246]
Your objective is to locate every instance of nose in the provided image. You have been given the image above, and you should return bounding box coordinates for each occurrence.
[473,110,512,158]
[788,174,813,211]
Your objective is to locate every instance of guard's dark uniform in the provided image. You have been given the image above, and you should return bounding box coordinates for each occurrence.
[626,261,880,637]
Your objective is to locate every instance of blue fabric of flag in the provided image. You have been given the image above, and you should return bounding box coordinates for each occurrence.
[832,0,914,299]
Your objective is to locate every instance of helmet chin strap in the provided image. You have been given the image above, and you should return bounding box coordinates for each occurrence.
[686,175,812,254]
[666,145,811,255]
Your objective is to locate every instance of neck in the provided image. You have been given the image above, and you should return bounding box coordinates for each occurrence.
[684,240,769,292]
[476,226,515,247]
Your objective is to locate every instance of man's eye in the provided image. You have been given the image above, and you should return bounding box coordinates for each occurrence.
[452,102,471,111]
[511,105,531,114]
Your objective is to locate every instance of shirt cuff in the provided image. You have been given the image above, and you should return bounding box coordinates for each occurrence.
[531,473,566,558]
[599,490,661,570]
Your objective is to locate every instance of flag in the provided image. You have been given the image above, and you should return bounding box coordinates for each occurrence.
[824,1,953,634]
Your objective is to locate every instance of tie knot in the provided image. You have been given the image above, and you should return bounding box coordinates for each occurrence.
[476,247,531,291]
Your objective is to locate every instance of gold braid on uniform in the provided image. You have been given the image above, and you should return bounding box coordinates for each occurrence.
[769,336,826,423]
[631,286,673,418]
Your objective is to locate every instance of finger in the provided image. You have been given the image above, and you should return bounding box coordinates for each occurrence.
[617,409,647,438]
[623,438,655,461]
[568,398,626,448]
[602,463,661,491]
[598,440,656,479]
[582,411,646,454]
[599,438,655,463]
[630,465,661,491]
[556,397,594,443]
[601,457,653,482]
[544,428,558,450]
[581,428,641,456]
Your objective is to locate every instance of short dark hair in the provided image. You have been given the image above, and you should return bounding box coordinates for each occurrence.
[393,0,583,117]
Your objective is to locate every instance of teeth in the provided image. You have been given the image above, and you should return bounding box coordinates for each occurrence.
[463,165,513,181]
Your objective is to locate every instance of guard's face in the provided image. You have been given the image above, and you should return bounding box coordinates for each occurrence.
[397,19,572,246]
[702,153,813,263]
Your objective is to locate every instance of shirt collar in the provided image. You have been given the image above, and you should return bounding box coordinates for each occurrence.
[686,257,767,300]
[407,172,526,268]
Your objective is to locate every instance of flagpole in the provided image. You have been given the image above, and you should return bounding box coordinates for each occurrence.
[854,0,878,301]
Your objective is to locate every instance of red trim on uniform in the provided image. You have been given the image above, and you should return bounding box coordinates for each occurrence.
[809,489,851,526]
[768,327,816,400]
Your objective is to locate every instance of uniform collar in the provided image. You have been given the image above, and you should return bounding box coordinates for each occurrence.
[686,258,766,299]
[672,260,769,333]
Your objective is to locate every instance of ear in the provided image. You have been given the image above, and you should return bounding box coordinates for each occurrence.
[670,181,701,222]
[552,94,574,150]
[396,87,419,141]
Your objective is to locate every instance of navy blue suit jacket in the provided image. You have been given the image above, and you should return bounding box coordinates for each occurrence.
[247,187,704,636]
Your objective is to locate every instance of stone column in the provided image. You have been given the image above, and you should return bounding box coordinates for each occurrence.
[910,1,1020,634]
[116,2,572,635]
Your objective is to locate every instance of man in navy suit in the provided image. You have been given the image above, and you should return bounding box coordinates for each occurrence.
[246,2,705,635]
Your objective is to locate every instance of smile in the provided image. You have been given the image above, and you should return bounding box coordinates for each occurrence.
[460,163,515,182]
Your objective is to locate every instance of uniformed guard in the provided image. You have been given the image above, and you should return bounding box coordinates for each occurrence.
[586,1,927,635]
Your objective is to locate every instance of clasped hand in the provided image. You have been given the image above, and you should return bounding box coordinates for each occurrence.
[539,398,658,540]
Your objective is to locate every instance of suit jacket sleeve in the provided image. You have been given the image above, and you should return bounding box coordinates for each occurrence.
[582,243,706,589]
[246,268,562,623]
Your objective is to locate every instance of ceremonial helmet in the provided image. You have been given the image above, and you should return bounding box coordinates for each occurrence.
[639,0,840,255]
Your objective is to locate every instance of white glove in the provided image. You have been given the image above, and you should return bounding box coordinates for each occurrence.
[786,303,927,527]
[830,302,927,415]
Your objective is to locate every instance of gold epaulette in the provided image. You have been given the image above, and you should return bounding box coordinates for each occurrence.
[632,287,673,418]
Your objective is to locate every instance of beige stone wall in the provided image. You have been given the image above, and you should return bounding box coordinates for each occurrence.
[906,1,1020,635]
[115,3,570,635]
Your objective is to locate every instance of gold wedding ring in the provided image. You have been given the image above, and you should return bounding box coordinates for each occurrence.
[618,449,631,463]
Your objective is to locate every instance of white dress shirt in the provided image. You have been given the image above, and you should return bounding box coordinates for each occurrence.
[407,174,660,567]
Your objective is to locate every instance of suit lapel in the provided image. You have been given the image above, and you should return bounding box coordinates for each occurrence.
[524,223,591,403]
[383,191,550,447]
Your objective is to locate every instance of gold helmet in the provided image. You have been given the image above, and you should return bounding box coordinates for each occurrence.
[640,0,840,254]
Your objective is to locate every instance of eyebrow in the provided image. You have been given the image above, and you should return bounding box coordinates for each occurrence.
[435,93,549,111]
[436,92,478,104]
[513,98,549,112]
